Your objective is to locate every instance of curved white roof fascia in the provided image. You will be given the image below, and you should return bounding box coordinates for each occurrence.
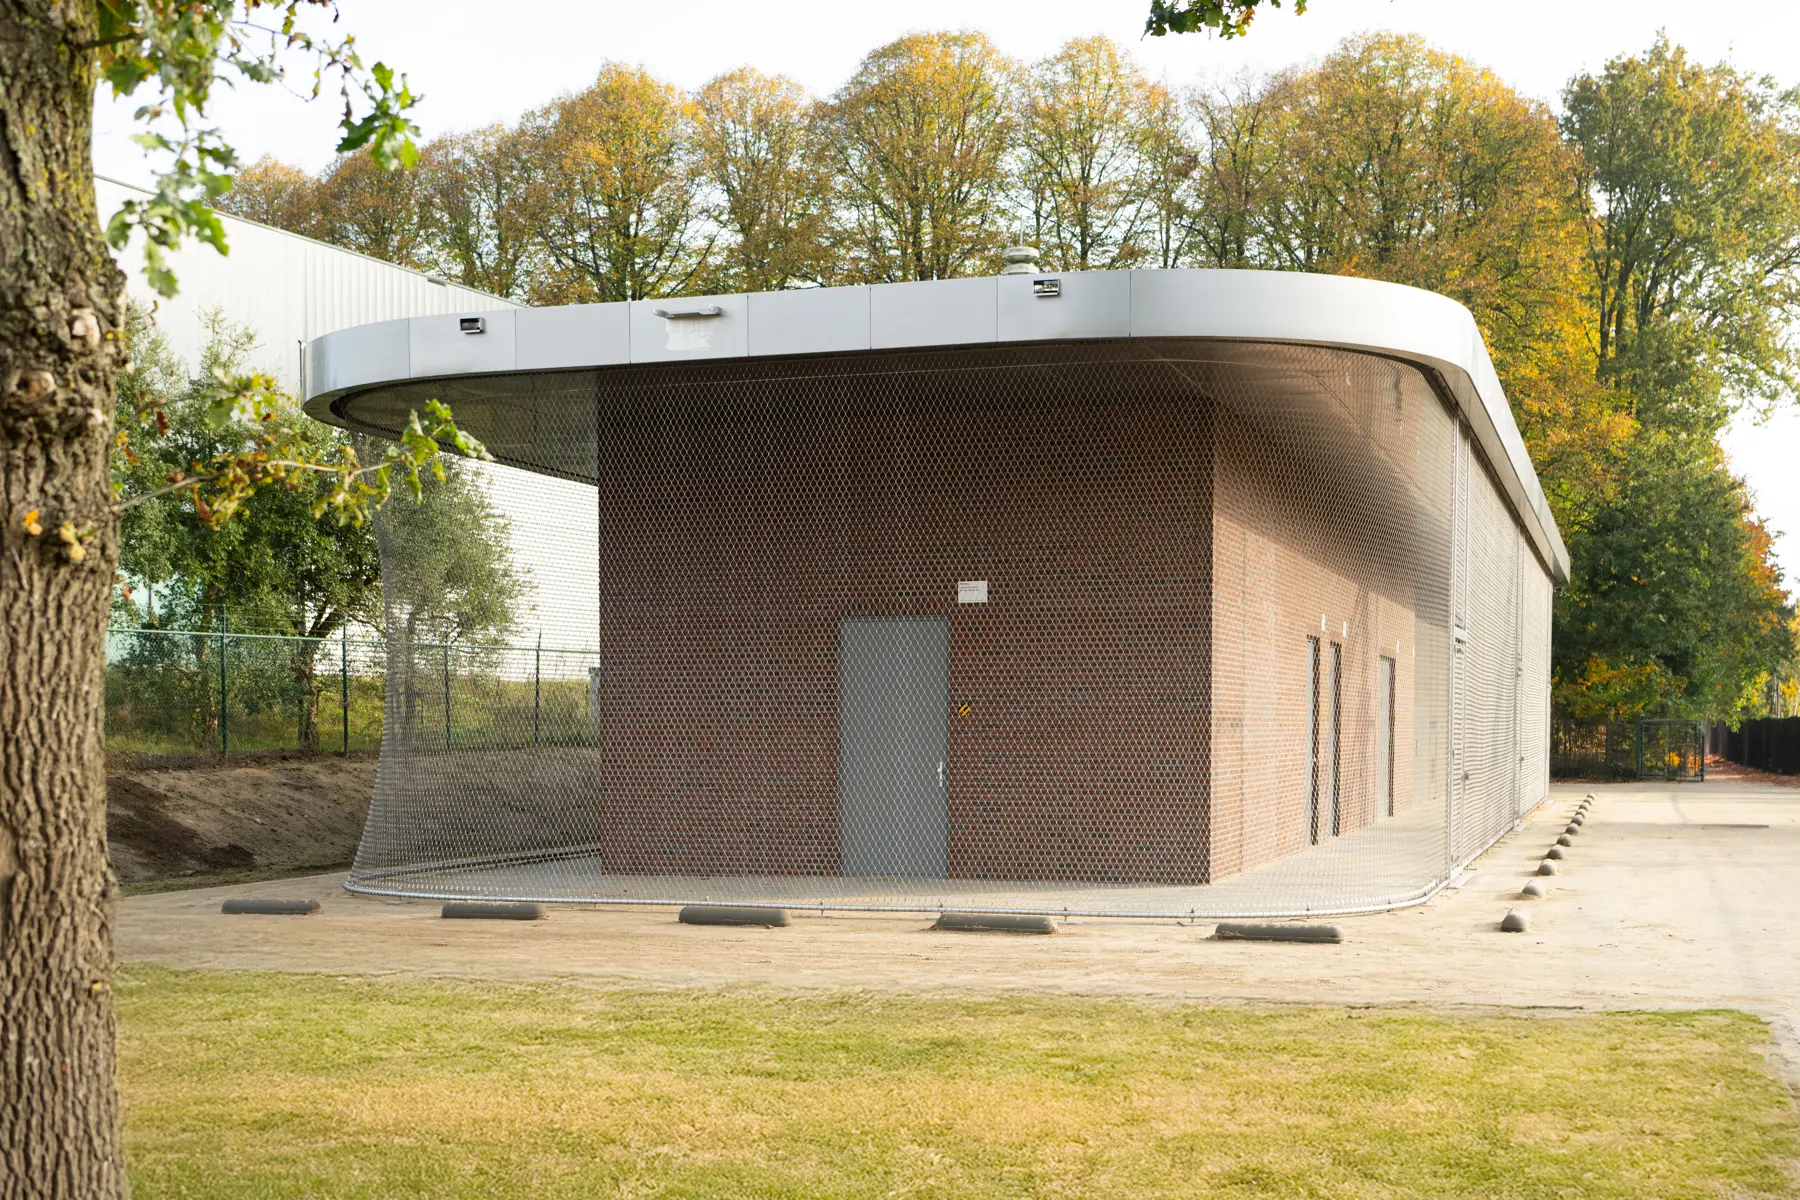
[302,268,1568,583]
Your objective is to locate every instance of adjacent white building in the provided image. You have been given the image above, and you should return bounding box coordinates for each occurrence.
[97,175,516,387]
[100,175,597,648]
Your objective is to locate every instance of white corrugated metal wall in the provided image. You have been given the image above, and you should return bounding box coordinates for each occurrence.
[98,176,518,389]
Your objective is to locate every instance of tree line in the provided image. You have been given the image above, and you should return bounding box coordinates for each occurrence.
[224,30,1800,728]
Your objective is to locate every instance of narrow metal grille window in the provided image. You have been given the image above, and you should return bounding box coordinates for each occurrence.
[1329,641,1344,839]
[1306,635,1322,847]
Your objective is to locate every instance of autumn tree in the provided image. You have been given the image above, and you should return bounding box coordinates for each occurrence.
[819,32,1018,282]
[1553,433,1795,721]
[1134,81,1201,269]
[522,63,710,303]
[692,68,830,291]
[213,154,322,233]
[1563,36,1800,436]
[1231,36,1584,326]
[1185,72,1282,269]
[1772,612,1800,717]
[221,151,426,268]
[1013,36,1156,270]
[414,125,541,300]
[1174,32,1793,726]
[309,147,427,268]
[1552,39,1800,721]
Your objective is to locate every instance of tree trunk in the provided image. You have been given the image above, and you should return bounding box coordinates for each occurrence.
[296,609,347,756]
[1,4,131,1197]
[191,632,218,751]
[293,642,320,753]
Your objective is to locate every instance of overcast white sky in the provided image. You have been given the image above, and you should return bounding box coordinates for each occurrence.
[91,0,1800,591]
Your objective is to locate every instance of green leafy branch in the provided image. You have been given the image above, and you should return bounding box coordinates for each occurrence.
[1144,0,1308,38]
[92,1,422,296]
[114,367,487,530]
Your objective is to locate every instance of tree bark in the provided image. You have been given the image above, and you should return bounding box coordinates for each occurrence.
[293,643,320,753]
[296,608,346,756]
[1,4,131,1197]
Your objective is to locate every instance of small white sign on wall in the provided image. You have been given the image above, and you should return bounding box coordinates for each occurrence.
[956,580,989,604]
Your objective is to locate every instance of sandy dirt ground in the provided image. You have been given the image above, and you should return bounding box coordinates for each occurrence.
[107,758,374,883]
[119,778,1800,1081]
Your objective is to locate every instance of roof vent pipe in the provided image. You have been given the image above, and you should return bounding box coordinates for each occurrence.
[1000,246,1041,275]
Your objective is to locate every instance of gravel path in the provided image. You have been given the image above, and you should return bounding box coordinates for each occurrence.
[119,779,1800,1084]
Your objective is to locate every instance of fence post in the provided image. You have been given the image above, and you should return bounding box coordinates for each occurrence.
[341,624,351,755]
[217,608,229,760]
[443,643,452,751]
[534,632,542,747]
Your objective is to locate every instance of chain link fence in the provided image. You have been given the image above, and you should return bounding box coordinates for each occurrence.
[105,627,597,766]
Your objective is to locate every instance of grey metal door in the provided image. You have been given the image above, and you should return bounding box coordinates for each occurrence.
[837,617,950,877]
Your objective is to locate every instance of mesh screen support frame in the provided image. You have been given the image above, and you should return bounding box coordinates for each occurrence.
[345,338,1555,918]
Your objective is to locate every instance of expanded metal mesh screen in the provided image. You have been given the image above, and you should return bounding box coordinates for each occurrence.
[343,338,1553,916]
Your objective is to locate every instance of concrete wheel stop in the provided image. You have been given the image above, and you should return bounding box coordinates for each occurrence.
[441,902,546,921]
[678,905,790,928]
[1545,845,1565,859]
[1213,921,1344,944]
[1537,860,1559,875]
[1500,908,1531,933]
[1519,879,1547,898]
[933,912,1057,934]
[221,898,319,916]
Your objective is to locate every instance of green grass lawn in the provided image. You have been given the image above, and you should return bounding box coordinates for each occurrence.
[118,967,1800,1199]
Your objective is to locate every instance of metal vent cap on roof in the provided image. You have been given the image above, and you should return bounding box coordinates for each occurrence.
[1000,246,1042,275]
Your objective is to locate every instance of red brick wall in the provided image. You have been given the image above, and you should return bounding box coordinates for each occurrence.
[589,342,1454,887]
[594,348,1213,883]
[1201,345,1452,880]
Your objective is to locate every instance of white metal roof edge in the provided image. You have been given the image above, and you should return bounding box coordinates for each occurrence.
[300,268,1569,583]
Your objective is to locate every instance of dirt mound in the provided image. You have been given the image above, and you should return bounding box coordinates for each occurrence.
[107,758,377,884]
